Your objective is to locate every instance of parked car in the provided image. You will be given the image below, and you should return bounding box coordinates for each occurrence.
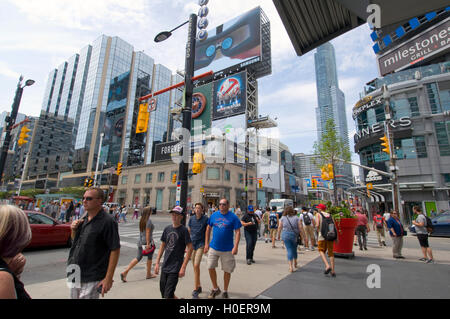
[25,211,72,248]
[409,212,450,237]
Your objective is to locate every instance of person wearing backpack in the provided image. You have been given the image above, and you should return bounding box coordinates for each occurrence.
[262,207,271,243]
[372,212,386,247]
[314,204,337,277]
[269,206,279,248]
[300,207,316,251]
[412,206,434,264]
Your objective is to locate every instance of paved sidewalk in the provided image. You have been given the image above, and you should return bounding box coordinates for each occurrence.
[25,230,450,299]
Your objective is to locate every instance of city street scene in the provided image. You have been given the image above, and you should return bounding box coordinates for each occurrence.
[0,0,449,305]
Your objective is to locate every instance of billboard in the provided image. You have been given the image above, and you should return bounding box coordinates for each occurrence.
[194,7,262,75]
[212,71,247,120]
[154,141,182,162]
[191,82,213,136]
[378,17,450,76]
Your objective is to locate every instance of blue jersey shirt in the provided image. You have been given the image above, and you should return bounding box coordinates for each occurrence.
[208,210,242,252]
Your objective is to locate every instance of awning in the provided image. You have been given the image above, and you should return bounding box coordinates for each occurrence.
[273,0,449,56]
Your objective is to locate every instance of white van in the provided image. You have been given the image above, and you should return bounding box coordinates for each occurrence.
[269,199,294,213]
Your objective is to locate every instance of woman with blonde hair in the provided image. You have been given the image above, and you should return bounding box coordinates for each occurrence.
[120,207,156,282]
[0,205,32,299]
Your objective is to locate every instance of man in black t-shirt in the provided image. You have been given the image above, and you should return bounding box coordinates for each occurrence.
[241,206,260,265]
[68,188,121,299]
[155,206,193,299]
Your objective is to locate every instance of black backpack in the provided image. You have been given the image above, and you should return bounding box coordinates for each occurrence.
[425,216,434,234]
[302,212,312,226]
[320,213,337,241]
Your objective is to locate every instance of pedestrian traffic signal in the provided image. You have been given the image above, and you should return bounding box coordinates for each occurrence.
[311,179,318,189]
[380,135,390,154]
[327,164,334,180]
[18,126,31,147]
[192,152,205,174]
[136,103,150,134]
[117,162,123,176]
[172,173,177,184]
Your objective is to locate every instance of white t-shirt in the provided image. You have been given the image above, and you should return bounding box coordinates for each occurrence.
[255,209,263,219]
[383,212,390,222]
[299,212,315,227]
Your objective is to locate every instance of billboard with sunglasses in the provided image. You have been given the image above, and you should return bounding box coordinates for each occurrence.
[194,7,262,76]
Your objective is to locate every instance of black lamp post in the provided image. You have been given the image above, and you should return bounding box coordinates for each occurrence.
[0,76,35,185]
[155,14,198,225]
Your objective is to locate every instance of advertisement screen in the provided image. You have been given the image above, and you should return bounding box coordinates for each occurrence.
[212,71,247,120]
[194,7,261,75]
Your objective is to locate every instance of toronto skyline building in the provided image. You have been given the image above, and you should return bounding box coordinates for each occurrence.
[24,35,179,189]
[314,42,353,190]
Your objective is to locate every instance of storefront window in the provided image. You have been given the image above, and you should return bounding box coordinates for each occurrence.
[207,168,220,180]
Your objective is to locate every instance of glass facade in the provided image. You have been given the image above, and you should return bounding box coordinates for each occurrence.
[434,121,450,156]
[426,81,450,114]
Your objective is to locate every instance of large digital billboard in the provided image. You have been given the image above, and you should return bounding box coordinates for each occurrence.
[194,7,262,76]
[212,71,247,120]
[191,82,213,136]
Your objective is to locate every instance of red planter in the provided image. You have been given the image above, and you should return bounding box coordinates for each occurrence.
[333,218,358,257]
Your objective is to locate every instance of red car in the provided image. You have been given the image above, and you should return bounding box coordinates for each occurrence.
[25,211,72,248]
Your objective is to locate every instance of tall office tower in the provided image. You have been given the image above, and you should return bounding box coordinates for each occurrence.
[28,35,177,187]
[314,42,353,190]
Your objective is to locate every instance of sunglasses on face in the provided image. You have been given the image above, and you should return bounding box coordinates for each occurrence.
[219,203,228,206]
[83,197,98,201]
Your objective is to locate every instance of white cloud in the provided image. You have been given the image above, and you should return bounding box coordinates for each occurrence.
[0,61,20,79]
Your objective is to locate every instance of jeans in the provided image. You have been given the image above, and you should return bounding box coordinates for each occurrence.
[282,231,298,261]
[244,229,258,260]
[356,225,367,248]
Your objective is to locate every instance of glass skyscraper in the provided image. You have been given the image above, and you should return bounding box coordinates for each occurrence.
[28,35,179,186]
[314,42,353,189]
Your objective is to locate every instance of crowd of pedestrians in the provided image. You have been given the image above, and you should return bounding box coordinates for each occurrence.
[0,191,440,300]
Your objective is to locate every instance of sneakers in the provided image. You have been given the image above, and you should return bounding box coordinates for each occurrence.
[426,259,434,264]
[208,288,221,299]
[382,241,387,246]
[310,247,315,251]
[419,257,427,261]
[251,259,255,263]
[192,290,200,299]
[222,292,229,299]
[247,259,252,265]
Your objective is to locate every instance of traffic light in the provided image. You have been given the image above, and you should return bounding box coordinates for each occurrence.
[18,126,31,147]
[311,179,318,189]
[83,178,89,187]
[321,166,330,180]
[117,162,123,176]
[258,179,263,189]
[88,178,94,188]
[192,152,205,174]
[327,163,334,180]
[172,173,177,184]
[136,103,150,134]
[380,135,390,154]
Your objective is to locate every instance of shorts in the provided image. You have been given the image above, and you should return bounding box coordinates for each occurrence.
[270,228,278,238]
[263,225,269,235]
[70,281,101,299]
[318,240,334,257]
[207,248,236,274]
[417,234,429,248]
[191,247,204,266]
[160,272,179,299]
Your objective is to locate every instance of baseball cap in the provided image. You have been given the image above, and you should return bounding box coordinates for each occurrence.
[316,204,327,211]
[248,205,254,212]
[170,206,184,215]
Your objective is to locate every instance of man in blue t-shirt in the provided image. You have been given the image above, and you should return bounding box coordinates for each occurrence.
[204,198,241,299]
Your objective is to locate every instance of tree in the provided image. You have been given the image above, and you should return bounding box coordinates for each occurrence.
[313,119,351,206]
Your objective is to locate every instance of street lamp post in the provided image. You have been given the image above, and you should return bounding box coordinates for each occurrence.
[382,84,405,225]
[94,132,105,187]
[155,14,198,224]
[0,76,35,185]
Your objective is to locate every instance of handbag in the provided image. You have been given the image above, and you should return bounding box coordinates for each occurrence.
[142,241,156,255]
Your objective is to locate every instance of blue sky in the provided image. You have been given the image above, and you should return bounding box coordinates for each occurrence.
[0,0,380,175]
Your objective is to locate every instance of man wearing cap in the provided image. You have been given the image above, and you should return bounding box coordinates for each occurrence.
[204,198,241,299]
[241,205,260,265]
[154,206,193,299]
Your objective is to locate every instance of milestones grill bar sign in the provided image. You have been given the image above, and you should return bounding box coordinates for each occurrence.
[378,18,450,76]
